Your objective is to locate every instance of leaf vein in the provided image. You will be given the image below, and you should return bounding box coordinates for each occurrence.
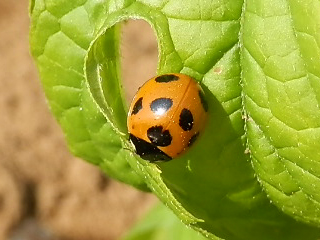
[249,117,320,205]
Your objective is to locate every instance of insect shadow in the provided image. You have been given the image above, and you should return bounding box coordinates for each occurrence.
[156,84,257,236]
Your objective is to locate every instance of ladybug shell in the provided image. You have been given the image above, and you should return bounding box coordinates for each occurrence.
[127,73,208,162]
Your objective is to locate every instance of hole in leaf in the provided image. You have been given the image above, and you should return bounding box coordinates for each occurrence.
[121,20,158,106]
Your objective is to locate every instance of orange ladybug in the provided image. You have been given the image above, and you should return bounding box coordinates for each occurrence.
[127,73,208,162]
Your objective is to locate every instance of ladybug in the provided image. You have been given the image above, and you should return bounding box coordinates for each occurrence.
[127,73,208,162]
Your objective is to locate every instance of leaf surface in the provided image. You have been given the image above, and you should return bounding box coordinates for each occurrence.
[30,0,320,239]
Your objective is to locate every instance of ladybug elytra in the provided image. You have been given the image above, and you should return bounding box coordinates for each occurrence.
[127,73,208,162]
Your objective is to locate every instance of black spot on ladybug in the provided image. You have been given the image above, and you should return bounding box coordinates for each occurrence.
[150,98,173,115]
[179,108,193,131]
[198,90,208,112]
[188,132,199,147]
[131,97,143,115]
[155,74,179,83]
[147,126,172,147]
[129,134,171,162]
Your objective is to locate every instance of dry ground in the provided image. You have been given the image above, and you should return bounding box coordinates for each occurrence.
[0,1,158,239]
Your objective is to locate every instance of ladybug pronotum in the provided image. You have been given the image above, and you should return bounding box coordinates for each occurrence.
[127,73,208,162]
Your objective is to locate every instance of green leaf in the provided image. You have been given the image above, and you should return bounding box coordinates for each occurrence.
[121,202,208,240]
[29,0,320,239]
[241,0,320,226]
[29,0,148,190]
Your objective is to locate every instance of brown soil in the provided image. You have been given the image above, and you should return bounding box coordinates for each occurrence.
[0,1,158,240]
